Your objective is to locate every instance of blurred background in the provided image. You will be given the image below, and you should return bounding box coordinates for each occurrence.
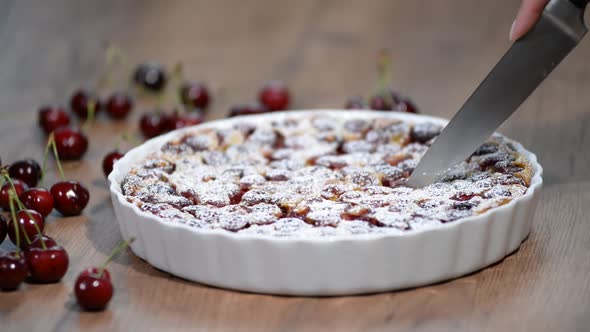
[1,0,588,187]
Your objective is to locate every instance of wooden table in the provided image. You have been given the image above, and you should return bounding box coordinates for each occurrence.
[1,0,589,331]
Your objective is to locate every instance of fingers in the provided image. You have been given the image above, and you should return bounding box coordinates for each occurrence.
[510,0,550,41]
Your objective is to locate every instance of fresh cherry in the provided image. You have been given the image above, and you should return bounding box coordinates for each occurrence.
[166,111,204,130]
[38,105,70,134]
[133,62,167,92]
[70,89,102,118]
[0,179,28,210]
[28,234,57,250]
[20,188,54,217]
[50,181,89,216]
[25,244,69,283]
[102,150,124,178]
[369,95,391,111]
[345,96,366,109]
[139,112,168,138]
[395,99,418,113]
[74,238,133,311]
[180,82,210,109]
[228,103,269,117]
[53,126,89,160]
[0,215,7,243]
[7,209,45,248]
[106,92,133,119]
[0,252,28,291]
[8,159,42,187]
[74,268,113,311]
[258,81,290,111]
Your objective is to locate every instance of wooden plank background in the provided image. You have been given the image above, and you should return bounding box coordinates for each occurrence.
[0,0,589,331]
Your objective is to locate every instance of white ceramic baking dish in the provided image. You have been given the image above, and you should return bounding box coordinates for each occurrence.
[108,110,543,296]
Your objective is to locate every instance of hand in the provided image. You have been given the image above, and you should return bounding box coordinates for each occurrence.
[510,0,550,41]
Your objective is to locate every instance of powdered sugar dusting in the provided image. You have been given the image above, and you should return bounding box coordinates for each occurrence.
[121,114,532,237]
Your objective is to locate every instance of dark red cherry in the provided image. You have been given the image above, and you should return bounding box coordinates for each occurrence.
[228,103,269,117]
[25,245,69,283]
[7,209,45,249]
[369,95,391,110]
[0,252,28,291]
[167,111,205,130]
[0,215,7,244]
[139,112,168,138]
[27,234,57,250]
[70,89,102,119]
[258,81,290,111]
[20,188,54,217]
[53,126,89,160]
[345,96,366,109]
[395,99,418,113]
[50,181,89,216]
[133,62,167,92]
[102,150,124,178]
[75,267,113,311]
[0,179,28,210]
[8,159,42,187]
[180,82,210,109]
[38,106,70,134]
[106,92,133,119]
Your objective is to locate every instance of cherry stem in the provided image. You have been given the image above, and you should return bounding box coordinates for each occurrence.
[14,197,45,250]
[2,176,37,247]
[84,101,96,131]
[375,49,394,106]
[8,188,21,251]
[121,132,141,147]
[98,237,135,278]
[171,62,185,111]
[99,44,129,92]
[43,132,66,182]
[7,189,32,247]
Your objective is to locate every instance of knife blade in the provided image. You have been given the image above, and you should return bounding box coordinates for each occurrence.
[407,0,587,188]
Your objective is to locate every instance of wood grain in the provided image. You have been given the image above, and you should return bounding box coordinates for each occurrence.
[1,0,589,331]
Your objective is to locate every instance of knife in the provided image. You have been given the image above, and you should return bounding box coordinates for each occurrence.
[406,0,588,188]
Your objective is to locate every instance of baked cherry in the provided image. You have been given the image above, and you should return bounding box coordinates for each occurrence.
[28,234,57,250]
[7,209,45,248]
[180,82,210,109]
[106,92,133,119]
[345,96,366,109]
[38,105,70,134]
[0,215,7,244]
[0,252,28,291]
[167,111,204,130]
[133,62,167,92]
[25,244,69,283]
[139,112,168,138]
[102,150,124,178]
[228,103,268,117]
[259,81,290,111]
[50,181,89,216]
[70,89,102,119]
[74,238,134,311]
[8,159,42,187]
[53,126,89,160]
[20,188,54,217]
[0,179,28,210]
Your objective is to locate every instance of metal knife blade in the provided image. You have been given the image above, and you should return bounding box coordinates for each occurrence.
[407,0,587,188]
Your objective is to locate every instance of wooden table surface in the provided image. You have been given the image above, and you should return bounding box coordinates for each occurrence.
[1,0,589,331]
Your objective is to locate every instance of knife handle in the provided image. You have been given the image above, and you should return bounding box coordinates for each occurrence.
[569,0,589,9]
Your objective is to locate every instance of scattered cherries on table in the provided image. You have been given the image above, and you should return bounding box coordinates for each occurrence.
[1,47,421,311]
